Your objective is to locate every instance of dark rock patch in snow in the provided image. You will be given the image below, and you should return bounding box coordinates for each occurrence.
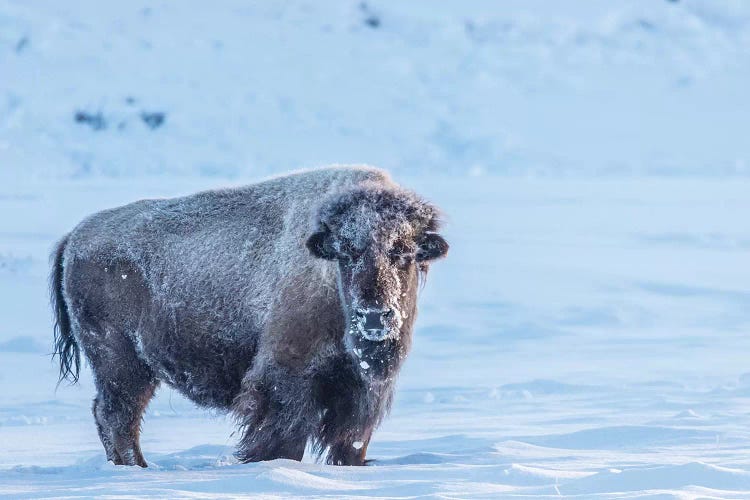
[15,36,29,53]
[74,106,166,132]
[359,3,381,29]
[140,111,165,129]
[74,111,106,131]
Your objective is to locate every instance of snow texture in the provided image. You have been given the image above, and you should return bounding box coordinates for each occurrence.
[2,0,750,498]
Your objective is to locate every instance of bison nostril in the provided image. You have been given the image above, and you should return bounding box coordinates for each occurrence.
[354,309,368,324]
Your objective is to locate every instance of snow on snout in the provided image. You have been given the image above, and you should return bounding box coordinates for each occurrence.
[352,306,403,342]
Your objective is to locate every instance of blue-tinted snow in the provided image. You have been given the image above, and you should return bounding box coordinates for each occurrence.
[2,0,750,498]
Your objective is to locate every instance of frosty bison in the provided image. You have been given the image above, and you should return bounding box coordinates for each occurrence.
[51,166,448,467]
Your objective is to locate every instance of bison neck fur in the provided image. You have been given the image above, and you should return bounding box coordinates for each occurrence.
[51,166,447,466]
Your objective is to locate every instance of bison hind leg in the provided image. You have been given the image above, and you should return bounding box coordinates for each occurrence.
[67,257,158,466]
[92,376,157,467]
[92,395,121,464]
[81,328,158,467]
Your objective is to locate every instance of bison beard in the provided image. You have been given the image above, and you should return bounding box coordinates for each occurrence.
[51,166,447,466]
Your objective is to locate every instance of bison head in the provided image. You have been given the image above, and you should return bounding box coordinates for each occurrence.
[306,183,448,350]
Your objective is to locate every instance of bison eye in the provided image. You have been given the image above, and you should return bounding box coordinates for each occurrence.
[389,243,415,268]
[306,230,337,260]
[393,254,414,268]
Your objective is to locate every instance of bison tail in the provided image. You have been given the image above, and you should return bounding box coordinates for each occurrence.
[51,235,80,384]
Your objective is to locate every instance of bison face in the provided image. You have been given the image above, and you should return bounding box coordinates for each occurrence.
[306,183,448,358]
[306,225,448,343]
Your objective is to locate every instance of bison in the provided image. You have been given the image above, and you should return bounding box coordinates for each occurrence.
[51,166,448,467]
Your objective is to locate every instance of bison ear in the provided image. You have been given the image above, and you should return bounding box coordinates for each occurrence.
[416,233,449,262]
[306,229,337,260]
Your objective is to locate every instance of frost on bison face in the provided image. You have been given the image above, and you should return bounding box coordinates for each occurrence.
[51,166,448,468]
[307,184,449,378]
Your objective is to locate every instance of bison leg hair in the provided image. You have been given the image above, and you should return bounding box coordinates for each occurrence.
[233,378,309,463]
[312,355,377,466]
[326,435,372,466]
[78,329,158,467]
[236,426,307,463]
[92,381,156,467]
[65,256,160,466]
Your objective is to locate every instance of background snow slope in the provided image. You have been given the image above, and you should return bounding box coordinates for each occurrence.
[2,0,750,498]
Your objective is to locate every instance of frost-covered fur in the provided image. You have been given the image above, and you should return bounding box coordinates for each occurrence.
[51,166,448,467]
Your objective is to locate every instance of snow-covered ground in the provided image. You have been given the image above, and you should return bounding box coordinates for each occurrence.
[2,1,750,498]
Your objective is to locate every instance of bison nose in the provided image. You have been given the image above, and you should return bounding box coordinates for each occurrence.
[354,307,394,331]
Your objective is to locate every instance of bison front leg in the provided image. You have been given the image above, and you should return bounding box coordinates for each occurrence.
[236,426,307,463]
[326,434,372,466]
[232,379,308,463]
